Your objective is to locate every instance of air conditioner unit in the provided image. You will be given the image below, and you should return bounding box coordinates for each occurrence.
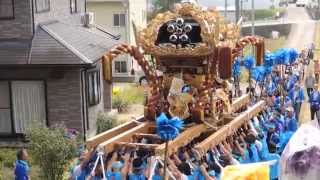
[82,12,94,28]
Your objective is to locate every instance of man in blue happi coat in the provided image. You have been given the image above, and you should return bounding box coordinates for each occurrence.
[266,76,277,96]
[273,95,292,113]
[288,83,305,121]
[284,106,298,132]
[309,85,320,122]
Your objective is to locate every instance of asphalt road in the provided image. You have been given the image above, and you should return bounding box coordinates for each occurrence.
[285,5,316,50]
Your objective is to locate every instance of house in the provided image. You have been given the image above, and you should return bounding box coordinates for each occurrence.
[0,0,119,141]
[86,0,148,82]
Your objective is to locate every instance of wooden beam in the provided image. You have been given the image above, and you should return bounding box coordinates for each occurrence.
[155,124,208,156]
[133,133,161,140]
[116,142,159,149]
[195,100,265,155]
[99,122,153,153]
[86,120,140,150]
[232,94,250,112]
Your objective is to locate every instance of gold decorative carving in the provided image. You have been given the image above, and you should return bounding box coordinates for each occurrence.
[136,3,241,57]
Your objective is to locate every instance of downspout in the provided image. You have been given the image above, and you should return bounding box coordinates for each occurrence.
[31,0,35,35]
[80,68,89,141]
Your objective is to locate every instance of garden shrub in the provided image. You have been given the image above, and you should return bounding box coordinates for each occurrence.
[27,125,78,180]
[96,113,118,134]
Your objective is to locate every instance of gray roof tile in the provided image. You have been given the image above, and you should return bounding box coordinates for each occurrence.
[0,20,120,65]
[30,28,83,64]
[38,21,120,64]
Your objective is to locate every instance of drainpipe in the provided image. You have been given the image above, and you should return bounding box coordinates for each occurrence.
[31,0,35,35]
[80,68,88,141]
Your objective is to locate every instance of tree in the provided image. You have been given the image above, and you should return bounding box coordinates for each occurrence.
[148,0,178,20]
[27,125,79,180]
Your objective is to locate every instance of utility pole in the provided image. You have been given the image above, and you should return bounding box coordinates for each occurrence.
[225,0,228,19]
[251,0,255,36]
[235,0,240,22]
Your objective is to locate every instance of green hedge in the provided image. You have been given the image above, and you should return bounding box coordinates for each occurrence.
[244,8,286,20]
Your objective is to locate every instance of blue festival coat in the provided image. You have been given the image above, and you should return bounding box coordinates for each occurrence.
[288,88,305,104]
[310,91,320,110]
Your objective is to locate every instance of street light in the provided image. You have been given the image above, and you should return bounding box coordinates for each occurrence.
[122,0,131,75]
[121,0,129,43]
[251,0,255,36]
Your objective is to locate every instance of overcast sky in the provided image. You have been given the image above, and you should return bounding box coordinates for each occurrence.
[198,0,280,9]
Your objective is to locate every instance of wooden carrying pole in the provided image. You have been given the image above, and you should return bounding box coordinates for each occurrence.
[194,100,266,155]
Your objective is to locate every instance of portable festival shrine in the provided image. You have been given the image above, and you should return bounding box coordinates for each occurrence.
[87,1,266,157]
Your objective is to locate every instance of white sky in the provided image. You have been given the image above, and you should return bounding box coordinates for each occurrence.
[198,0,280,10]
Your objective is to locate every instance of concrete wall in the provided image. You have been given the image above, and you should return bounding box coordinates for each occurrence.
[241,23,292,38]
[0,0,33,39]
[33,0,85,26]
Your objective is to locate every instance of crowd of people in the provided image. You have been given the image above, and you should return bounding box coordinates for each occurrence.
[13,47,318,180]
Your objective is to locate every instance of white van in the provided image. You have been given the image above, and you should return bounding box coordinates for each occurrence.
[296,0,307,7]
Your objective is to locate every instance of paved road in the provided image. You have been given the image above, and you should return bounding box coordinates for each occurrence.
[283,5,316,123]
[285,5,316,51]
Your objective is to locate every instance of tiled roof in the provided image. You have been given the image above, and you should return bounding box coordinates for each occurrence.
[35,21,120,64]
[0,21,120,65]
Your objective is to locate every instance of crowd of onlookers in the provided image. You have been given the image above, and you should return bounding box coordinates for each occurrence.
[13,46,318,180]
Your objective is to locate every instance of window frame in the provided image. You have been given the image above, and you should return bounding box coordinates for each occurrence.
[112,13,126,27]
[0,0,15,20]
[70,0,77,14]
[114,60,128,74]
[87,70,101,106]
[35,0,51,13]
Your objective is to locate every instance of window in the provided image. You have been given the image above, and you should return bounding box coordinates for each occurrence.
[115,61,128,73]
[113,13,126,27]
[70,0,77,14]
[35,0,50,13]
[87,71,101,106]
[0,0,14,19]
[11,81,46,134]
[0,81,46,135]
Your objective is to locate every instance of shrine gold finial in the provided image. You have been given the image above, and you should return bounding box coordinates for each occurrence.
[136,2,241,57]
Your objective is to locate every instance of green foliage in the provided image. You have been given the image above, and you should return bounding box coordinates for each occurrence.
[27,125,78,180]
[112,85,144,112]
[96,113,118,134]
[0,148,17,168]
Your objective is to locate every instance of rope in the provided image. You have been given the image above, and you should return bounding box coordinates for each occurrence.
[90,151,106,179]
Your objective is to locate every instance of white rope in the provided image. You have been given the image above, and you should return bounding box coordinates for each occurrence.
[156,157,176,180]
[148,156,158,180]
[90,151,106,179]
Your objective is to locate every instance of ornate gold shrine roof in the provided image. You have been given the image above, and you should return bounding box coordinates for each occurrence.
[136,2,241,57]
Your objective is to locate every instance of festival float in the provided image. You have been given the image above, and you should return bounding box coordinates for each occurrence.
[86,1,269,177]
